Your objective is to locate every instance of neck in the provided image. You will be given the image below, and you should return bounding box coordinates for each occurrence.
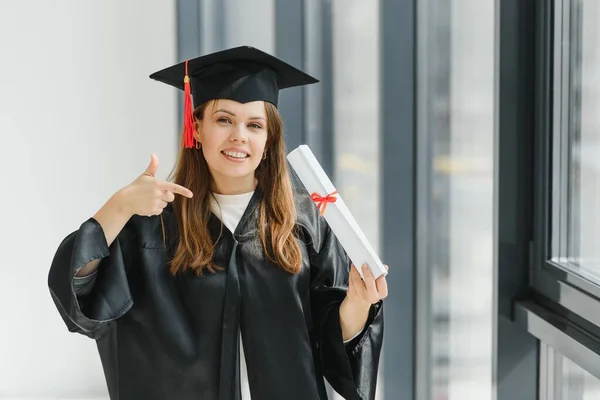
[210,174,257,195]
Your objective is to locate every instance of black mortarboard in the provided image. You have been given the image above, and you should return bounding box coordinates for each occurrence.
[149,46,319,148]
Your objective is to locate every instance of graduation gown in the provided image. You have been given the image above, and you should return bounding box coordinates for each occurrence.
[48,188,384,400]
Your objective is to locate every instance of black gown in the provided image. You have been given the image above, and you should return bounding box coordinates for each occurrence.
[48,187,384,400]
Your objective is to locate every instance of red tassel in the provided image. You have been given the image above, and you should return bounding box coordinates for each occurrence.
[183,60,195,148]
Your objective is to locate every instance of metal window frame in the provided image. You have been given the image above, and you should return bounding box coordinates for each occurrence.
[516,301,600,381]
[274,0,306,153]
[493,0,542,398]
[380,0,417,397]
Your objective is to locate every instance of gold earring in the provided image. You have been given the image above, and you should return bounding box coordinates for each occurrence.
[196,140,201,149]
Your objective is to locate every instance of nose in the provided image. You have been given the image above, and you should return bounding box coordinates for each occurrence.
[229,124,248,143]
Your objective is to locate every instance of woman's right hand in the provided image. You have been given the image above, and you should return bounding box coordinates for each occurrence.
[117,154,193,217]
[76,154,190,277]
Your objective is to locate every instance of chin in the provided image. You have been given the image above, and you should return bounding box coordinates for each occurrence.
[216,166,256,180]
[208,156,260,180]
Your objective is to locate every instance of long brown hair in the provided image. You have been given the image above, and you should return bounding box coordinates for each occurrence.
[164,100,302,276]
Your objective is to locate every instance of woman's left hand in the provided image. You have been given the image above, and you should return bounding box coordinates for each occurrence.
[339,264,388,341]
[347,263,389,307]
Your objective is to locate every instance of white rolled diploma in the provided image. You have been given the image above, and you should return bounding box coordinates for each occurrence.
[287,145,388,280]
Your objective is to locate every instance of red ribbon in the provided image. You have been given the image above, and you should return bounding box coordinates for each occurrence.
[311,191,338,216]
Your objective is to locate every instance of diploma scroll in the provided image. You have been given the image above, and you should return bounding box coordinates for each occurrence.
[287,145,388,280]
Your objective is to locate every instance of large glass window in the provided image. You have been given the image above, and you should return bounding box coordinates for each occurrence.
[417,0,495,399]
[552,0,600,280]
[533,0,600,327]
[532,0,600,398]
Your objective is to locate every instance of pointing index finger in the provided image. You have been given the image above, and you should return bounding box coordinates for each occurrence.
[157,181,193,198]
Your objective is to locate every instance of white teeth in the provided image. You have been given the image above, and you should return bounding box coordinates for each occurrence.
[223,151,248,159]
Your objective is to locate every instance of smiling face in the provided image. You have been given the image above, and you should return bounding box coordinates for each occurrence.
[194,99,269,194]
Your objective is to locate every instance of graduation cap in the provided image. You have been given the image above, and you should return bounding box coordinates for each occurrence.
[149,46,319,148]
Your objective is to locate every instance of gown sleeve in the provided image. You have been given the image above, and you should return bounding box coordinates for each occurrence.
[308,216,384,400]
[72,270,98,296]
[48,217,135,340]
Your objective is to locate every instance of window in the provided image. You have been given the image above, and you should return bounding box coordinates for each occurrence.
[531,0,600,396]
[533,0,600,325]
[551,0,600,280]
[416,0,495,399]
[540,344,600,399]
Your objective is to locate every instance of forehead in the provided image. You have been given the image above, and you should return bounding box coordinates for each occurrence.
[210,99,266,117]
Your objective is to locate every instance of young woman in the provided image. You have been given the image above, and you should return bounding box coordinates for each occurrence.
[48,46,387,400]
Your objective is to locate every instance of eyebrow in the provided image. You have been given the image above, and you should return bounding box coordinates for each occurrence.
[213,109,265,121]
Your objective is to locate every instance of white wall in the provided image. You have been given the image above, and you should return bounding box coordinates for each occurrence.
[0,1,178,398]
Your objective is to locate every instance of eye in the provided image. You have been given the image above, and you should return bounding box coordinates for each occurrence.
[217,116,232,124]
[248,122,263,129]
